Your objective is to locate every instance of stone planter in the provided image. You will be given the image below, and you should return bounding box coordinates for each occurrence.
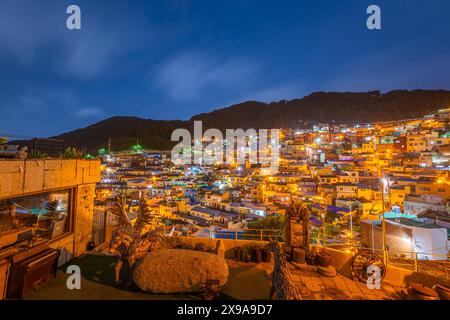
[243,252,252,263]
[251,247,263,263]
[292,248,306,264]
[433,284,450,300]
[234,246,242,261]
[317,252,332,267]
[407,283,440,300]
[305,253,317,265]
[263,250,272,263]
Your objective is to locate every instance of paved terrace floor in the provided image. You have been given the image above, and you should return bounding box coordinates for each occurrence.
[25,254,404,300]
[26,254,271,300]
[227,260,405,300]
[288,264,402,300]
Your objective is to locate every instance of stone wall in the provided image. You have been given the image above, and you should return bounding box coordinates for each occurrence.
[0,159,100,198]
[74,184,97,256]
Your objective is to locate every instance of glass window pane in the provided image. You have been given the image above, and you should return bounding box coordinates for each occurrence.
[0,189,72,250]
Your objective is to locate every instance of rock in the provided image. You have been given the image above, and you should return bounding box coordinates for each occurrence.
[133,249,229,294]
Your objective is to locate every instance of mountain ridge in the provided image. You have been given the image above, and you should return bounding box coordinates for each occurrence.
[48,89,450,151]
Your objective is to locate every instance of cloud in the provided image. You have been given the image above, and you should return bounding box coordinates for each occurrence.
[153,51,259,101]
[61,21,150,79]
[74,107,104,118]
[0,1,152,79]
[242,84,305,102]
[0,2,61,64]
[325,41,450,92]
[0,88,77,115]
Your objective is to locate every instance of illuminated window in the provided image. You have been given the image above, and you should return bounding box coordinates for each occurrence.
[0,189,72,250]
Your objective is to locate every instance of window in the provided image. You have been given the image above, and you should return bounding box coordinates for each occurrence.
[0,189,72,250]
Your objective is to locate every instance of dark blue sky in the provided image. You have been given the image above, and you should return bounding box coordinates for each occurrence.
[1,0,450,137]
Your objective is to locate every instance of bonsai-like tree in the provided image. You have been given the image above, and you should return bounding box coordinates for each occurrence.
[269,238,302,300]
[109,196,164,285]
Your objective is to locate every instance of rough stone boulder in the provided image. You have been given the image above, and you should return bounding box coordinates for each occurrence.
[133,249,229,293]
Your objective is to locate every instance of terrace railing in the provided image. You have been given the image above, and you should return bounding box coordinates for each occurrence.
[157,225,285,242]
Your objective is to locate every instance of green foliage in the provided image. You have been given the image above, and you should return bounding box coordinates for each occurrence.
[98,147,107,156]
[29,150,48,158]
[64,147,85,159]
[0,137,8,145]
[245,215,285,241]
[133,198,154,235]
[131,143,144,154]
[247,214,285,230]
[325,210,342,224]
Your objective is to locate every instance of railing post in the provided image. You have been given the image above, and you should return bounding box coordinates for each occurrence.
[260,229,263,242]
[235,229,238,241]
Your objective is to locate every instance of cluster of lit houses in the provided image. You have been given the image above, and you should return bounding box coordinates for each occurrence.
[1,108,449,299]
[94,108,450,260]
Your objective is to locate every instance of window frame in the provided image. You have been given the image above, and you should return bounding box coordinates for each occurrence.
[0,187,76,248]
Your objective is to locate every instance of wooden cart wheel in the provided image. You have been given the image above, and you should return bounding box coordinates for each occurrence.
[351,248,386,283]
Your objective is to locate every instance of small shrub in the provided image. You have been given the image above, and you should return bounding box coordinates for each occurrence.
[194,242,206,252]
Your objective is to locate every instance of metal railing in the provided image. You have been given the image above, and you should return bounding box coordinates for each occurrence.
[158,225,284,242]
[211,228,285,242]
[386,250,450,277]
[309,236,450,280]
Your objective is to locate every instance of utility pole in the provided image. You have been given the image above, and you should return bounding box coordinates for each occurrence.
[381,173,388,263]
[349,210,353,240]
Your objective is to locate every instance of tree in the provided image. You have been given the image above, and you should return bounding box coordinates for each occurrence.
[108,196,164,285]
[269,238,302,300]
[245,215,285,241]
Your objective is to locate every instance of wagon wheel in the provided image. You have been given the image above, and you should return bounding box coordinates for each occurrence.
[351,249,386,283]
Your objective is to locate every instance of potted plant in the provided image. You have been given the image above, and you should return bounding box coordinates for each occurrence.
[194,242,206,252]
[242,246,252,262]
[305,253,317,265]
[317,251,332,267]
[251,245,263,263]
[263,245,273,263]
[292,248,306,264]
[234,246,242,261]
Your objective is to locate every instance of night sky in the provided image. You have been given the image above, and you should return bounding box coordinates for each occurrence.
[1,0,450,138]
